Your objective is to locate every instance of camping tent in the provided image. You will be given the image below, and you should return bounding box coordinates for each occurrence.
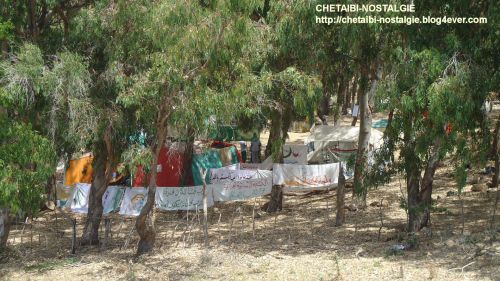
[305,125,384,164]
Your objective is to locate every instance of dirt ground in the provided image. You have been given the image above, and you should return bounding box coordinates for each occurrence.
[1,111,499,281]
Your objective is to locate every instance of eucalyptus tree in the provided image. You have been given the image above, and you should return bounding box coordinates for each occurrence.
[249,1,324,211]
[368,0,498,232]
[112,0,262,255]
[0,43,92,248]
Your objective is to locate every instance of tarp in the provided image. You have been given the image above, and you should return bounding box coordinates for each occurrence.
[133,144,191,187]
[69,184,125,214]
[70,183,91,213]
[212,174,272,201]
[273,163,340,191]
[56,183,76,208]
[65,154,93,186]
[155,185,214,211]
[219,146,240,166]
[305,125,383,164]
[372,119,388,128]
[102,186,125,214]
[283,144,308,164]
[211,141,243,164]
[240,156,273,170]
[119,187,148,217]
[192,150,223,185]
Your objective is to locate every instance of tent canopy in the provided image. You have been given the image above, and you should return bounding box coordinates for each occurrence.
[305,125,384,163]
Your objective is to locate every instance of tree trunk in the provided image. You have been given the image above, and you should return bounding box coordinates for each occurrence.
[135,122,168,255]
[265,110,281,158]
[335,165,346,226]
[342,77,350,115]
[350,75,359,126]
[417,138,442,229]
[28,0,38,41]
[0,208,10,249]
[80,147,109,245]
[352,78,370,198]
[267,107,288,213]
[180,128,195,186]
[334,76,346,125]
[407,166,421,233]
[45,174,56,209]
[491,118,500,187]
[81,130,114,246]
[352,64,382,201]
[317,72,334,125]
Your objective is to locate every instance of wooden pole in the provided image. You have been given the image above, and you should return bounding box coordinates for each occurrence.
[335,163,346,226]
[71,219,77,254]
[252,198,256,240]
[199,168,209,248]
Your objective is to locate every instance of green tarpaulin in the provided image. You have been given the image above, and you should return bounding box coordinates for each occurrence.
[192,150,223,185]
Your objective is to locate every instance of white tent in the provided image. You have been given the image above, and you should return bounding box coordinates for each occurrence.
[305,125,384,164]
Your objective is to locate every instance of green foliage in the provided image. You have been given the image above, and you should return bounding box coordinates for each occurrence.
[0,119,56,214]
[1,43,94,150]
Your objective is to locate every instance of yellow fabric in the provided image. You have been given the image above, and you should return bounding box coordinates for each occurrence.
[219,147,233,166]
[64,156,94,185]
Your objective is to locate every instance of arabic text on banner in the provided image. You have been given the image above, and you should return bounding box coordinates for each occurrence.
[119,187,148,217]
[212,175,272,201]
[155,185,214,211]
[272,163,340,191]
[209,168,258,184]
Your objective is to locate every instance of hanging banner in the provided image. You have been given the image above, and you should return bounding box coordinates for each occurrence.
[283,144,308,164]
[102,186,125,214]
[69,184,126,214]
[272,163,340,191]
[240,156,273,170]
[57,183,76,208]
[155,185,214,211]
[119,187,148,217]
[212,174,272,201]
[210,168,258,184]
[70,183,91,213]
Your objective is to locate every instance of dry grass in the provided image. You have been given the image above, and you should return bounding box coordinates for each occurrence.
[1,110,499,281]
[1,166,499,281]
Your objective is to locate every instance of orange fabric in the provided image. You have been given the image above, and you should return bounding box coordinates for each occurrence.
[64,156,94,186]
[446,122,453,135]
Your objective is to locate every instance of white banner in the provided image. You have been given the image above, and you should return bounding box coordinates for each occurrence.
[212,175,272,201]
[210,168,258,184]
[119,187,148,217]
[69,184,125,214]
[273,163,340,191]
[156,185,214,211]
[103,186,125,214]
[283,144,308,164]
[70,183,90,213]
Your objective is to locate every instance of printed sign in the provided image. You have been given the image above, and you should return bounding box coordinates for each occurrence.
[210,168,258,184]
[102,186,125,214]
[283,144,308,164]
[212,175,272,201]
[119,187,148,217]
[156,185,214,211]
[273,163,340,191]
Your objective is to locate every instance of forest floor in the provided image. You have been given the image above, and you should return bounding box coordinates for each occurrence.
[1,110,499,281]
